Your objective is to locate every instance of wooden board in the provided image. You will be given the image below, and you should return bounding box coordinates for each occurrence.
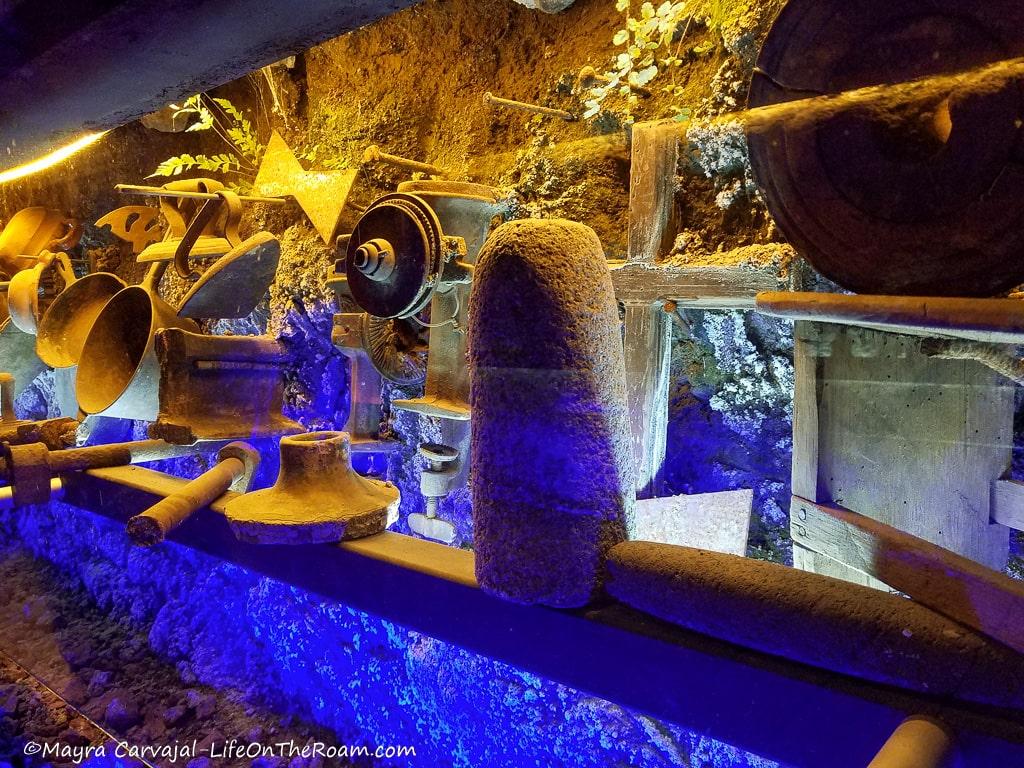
[626,120,679,265]
[612,262,782,308]
[622,301,671,496]
[790,322,1011,576]
[792,496,1024,654]
[758,292,1024,344]
[991,478,1024,531]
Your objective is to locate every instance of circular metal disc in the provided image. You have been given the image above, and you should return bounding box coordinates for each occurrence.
[748,0,1024,296]
[346,193,443,318]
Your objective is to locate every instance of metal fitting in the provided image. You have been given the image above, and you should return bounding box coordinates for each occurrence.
[352,238,396,282]
[419,442,460,519]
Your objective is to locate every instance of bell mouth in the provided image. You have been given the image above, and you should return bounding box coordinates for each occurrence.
[37,272,125,368]
[76,286,154,414]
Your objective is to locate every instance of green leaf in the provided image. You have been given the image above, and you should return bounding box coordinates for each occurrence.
[612,29,629,45]
[632,64,658,86]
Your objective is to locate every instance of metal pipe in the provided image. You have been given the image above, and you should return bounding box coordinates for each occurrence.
[115,184,286,205]
[483,92,576,121]
[867,716,955,768]
[127,455,246,546]
[360,145,447,177]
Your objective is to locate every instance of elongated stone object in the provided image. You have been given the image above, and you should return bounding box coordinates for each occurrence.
[469,219,635,607]
[607,541,1024,710]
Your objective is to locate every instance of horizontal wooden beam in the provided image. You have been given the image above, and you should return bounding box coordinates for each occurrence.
[610,261,782,308]
[757,292,1024,344]
[47,465,1024,768]
[991,478,1024,530]
[791,496,1024,654]
[0,0,415,169]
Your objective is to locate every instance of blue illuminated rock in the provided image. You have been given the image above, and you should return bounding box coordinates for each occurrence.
[469,219,635,607]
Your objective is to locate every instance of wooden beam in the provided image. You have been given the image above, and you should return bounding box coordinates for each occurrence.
[791,495,1024,655]
[50,464,1024,768]
[991,478,1024,531]
[0,0,416,169]
[622,301,671,496]
[610,261,781,308]
[757,292,1024,344]
[626,120,679,265]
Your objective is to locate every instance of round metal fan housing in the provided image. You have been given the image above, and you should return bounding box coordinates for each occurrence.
[345,193,444,318]
[360,313,427,386]
[747,0,1024,296]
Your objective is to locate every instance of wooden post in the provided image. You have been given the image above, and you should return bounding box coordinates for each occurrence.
[622,120,679,497]
[623,301,672,497]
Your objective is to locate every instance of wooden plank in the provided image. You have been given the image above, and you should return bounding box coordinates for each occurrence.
[610,261,781,308]
[991,478,1024,530]
[792,495,1024,655]
[790,321,823,502]
[757,292,1024,344]
[792,541,891,591]
[626,120,679,264]
[622,301,671,496]
[51,465,1024,768]
[806,325,1011,572]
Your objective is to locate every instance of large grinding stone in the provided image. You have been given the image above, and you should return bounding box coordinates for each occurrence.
[469,219,635,607]
[607,541,1024,710]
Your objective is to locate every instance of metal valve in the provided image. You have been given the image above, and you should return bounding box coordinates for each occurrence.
[407,442,459,544]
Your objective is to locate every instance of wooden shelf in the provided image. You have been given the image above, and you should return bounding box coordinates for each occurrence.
[43,464,1024,768]
[756,291,1024,344]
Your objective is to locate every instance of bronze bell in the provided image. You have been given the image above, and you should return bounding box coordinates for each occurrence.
[224,431,400,544]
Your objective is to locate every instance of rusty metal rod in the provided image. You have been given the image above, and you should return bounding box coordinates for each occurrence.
[0,439,227,481]
[360,145,447,177]
[483,92,576,121]
[127,455,246,546]
[115,183,287,205]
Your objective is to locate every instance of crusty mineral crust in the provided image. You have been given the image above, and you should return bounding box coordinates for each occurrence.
[469,219,635,607]
[606,540,1024,710]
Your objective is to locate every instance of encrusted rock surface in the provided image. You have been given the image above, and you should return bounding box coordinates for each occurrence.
[1,504,779,768]
[469,219,635,607]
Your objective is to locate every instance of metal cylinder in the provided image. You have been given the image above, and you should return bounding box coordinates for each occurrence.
[127,455,245,546]
[868,717,956,768]
[76,264,199,420]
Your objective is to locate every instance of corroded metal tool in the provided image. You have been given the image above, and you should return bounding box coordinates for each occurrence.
[126,441,259,546]
[224,431,400,544]
[0,438,211,509]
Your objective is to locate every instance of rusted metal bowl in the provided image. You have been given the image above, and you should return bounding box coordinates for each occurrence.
[36,272,126,368]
